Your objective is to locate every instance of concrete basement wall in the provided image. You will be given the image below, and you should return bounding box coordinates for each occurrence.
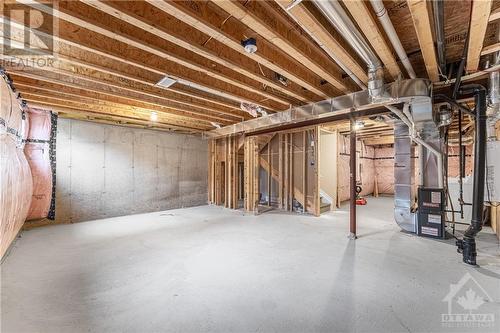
[54,119,208,223]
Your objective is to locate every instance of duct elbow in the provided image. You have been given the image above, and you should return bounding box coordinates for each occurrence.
[464,222,483,239]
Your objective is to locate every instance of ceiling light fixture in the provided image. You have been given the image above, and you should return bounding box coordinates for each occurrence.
[353,120,365,131]
[150,111,158,121]
[241,38,257,53]
[156,76,177,88]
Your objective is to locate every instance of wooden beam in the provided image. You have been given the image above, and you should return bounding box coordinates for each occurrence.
[22,94,209,131]
[5,66,241,123]
[20,1,289,111]
[52,108,197,133]
[148,0,338,99]
[490,7,500,21]
[363,136,395,146]
[466,0,493,72]
[212,0,350,93]
[408,0,440,81]
[82,0,311,104]
[27,99,206,132]
[11,78,235,123]
[342,0,402,80]
[15,84,229,126]
[481,42,500,56]
[3,18,248,114]
[275,0,368,84]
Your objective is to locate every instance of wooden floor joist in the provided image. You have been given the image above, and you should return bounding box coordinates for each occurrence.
[408,0,440,82]
[467,0,493,72]
[275,0,368,85]
[4,65,242,124]
[212,0,350,94]
[147,0,339,100]
[342,0,402,80]
[82,0,313,105]
[4,24,248,116]
[21,1,290,111]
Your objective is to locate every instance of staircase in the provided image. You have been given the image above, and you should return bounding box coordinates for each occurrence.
[320,197,331,213]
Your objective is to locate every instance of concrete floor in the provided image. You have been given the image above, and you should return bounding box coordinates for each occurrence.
[1,197,499,333]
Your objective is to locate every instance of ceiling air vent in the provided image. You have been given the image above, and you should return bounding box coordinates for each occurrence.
[156,76,177,88]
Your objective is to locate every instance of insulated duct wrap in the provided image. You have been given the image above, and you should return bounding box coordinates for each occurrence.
[0,75,32,259]
[337,137,375,202]
[374,146,395,194]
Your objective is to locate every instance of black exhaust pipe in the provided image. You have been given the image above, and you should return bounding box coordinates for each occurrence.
[456,84,487,266]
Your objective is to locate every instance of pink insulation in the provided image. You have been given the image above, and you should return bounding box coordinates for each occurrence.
[374,146,395,194]
[337,136,375,202]
[25,108,53,220]
[1,77,33,259]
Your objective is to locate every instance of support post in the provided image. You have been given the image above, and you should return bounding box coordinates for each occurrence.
[268,141,271,206]
[303,131,307,212]
[278,134,283,209]
[349,118,357,239]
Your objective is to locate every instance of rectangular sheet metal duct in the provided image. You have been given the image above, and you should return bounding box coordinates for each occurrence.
[204,79,431,138]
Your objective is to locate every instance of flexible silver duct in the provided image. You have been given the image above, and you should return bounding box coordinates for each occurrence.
[369,0,416,79]
[313,0,384,97]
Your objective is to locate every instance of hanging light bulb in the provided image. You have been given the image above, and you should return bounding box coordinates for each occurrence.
[353,120,365,131]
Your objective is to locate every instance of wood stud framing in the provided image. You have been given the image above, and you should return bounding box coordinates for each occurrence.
[209,128,320,216]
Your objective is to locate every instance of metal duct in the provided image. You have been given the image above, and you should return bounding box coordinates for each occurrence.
[313,0,384,97]
[281,2,366,89]
[204,78,431,138]
[388,101,444,233]
[394,121,417,232]
[432,0,446,76]
[369,0,416,79]
[488,30,499,116]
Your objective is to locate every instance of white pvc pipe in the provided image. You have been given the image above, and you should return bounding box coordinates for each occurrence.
[370,0,416,79]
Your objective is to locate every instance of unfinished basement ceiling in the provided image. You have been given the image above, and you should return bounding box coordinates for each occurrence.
[1,0,499,133]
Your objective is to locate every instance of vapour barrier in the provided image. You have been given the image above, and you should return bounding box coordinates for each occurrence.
[374,146,395,194]
[25,108,53,220]
[447,145,473,178]
[0,75,33,259]
[337,136,375,202]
